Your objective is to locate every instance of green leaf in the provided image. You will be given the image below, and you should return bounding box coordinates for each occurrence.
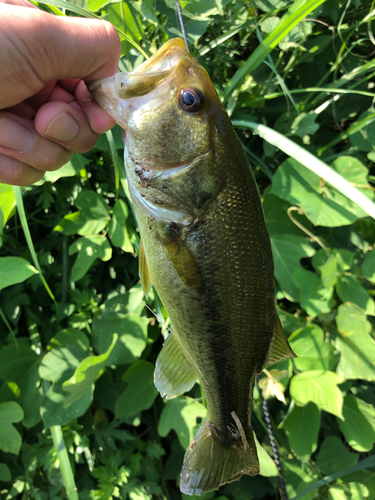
[158,396,207,449]
[271,234,315,301]
[271,158,359,227]
[316,436,359,476]
[328,483,369,500]
[0,402,24,454]
[335,303,375,381]
[39,153,88,184]
[289,325,336,371]
[62,334,117,408]
[49,328,90,350]
[0,463,11,482]
[107,199,134,253]
[69,235,112,281]
[55,191,110,236]
[335,275,375,316]
[264,194,309,237]
[92,314,149,365]
[362,249,375,284]
[255,434,278,477]
[115,360,158,418]
[290,370,343,418]
[281,402,320,460]
[292,269,334,318]
[0,184,16,246]
[0,257,38,291]
[101,284,145,319]
[0,344,42,428]
[39,344,92,427]
[349,109,375,152]
[338,395,375,452]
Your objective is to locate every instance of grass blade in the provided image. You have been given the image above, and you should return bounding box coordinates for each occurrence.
[232,120,375,220]
[223,0,327,102]
[13,187,55,301]
[290,455,375,500]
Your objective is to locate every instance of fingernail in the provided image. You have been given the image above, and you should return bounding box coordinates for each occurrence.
[0,118,35,153]
[44,112,79,142]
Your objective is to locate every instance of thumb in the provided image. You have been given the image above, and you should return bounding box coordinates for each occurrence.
[0,3,121,107]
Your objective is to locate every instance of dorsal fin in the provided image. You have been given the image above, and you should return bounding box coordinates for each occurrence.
[139,239,152,298]
[266,314,297,367]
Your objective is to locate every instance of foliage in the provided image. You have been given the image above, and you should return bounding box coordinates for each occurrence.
[1,0,375,499]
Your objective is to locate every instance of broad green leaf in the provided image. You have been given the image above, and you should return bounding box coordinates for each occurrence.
[270,234,315,302]
[49,328,90,350]
[62,334,117,407]
[0,184,16,246]
[289,112,319,137]
[281,402,320,460]
[335,303,375,381]
[328,483,368,500]
[316,436,359,476]
[292,269,334,318]
[290,370,343,418]
[363,249,375,284]
[69,234,112,281]
[283,458,318,500]
[254,434,278,477]
[102,3,143,47]
[0,463,11,482]
[0,344,42,428]
[271,158,358,227]
[320,255,338,289]
[313,248,354,275]
[338,395,375,452]
[39,153,88,184]
[107,199,133,253]
[0,257,38,291]
[0,402,24,454]
[92,314,149,365]
[289,325,336,371]
[277,307,306,335]
[264,194,309,237]
[101,284,145,319]
[115,360,158,418]
[349,109,375,152]
[342,471,375,500]
[55,191,110,236]
[158,396,207,449]
[336,275,375,316]
[39,344,91,427]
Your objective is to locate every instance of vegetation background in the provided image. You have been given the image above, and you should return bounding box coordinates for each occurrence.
[0,0,375,499]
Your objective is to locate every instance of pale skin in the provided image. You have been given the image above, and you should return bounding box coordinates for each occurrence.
[0,0,122,186]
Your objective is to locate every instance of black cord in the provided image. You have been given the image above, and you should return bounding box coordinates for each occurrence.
[257,376,289,500]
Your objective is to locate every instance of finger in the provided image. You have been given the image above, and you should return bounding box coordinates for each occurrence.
[75,81,116,133]
[0,5,121,107]
[48,85,76,104]
[0,153,45,186]
[0,112,72,171]
[35,101,99,153]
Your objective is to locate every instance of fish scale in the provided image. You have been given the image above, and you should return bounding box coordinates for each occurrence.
[90,37,296,496]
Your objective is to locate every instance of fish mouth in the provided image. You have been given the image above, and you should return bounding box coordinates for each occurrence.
[88,38,190,125]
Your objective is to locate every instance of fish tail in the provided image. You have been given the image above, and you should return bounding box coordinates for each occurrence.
[180,418,259,496]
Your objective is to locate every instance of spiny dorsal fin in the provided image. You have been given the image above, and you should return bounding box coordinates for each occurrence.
[154,332,198,399]
[266,314,297,367]
[139,239,151,298]
[159,227,202,292]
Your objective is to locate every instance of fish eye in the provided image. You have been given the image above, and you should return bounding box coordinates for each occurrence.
[179,88,204,113]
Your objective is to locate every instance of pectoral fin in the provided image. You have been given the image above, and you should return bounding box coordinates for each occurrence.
[155,332,199,399]
[266,314,297,367]
[159,228,202,292]
[139,239,152,298]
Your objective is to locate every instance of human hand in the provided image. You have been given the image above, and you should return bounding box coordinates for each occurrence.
[0,0,121,185]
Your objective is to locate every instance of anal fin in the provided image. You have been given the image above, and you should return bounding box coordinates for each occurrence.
[266,314,297,367]
[139,239,152,298]
[154,332,198,399]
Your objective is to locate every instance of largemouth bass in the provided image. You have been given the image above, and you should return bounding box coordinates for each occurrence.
[90,38,295,496]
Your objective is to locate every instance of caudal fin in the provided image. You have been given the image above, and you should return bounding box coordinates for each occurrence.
[180,420,259,496]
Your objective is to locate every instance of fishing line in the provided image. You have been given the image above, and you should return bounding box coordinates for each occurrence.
[257,376,289,500]
[175,0,190,52]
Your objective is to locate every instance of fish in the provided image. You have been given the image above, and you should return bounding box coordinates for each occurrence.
[90,38,296,496]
